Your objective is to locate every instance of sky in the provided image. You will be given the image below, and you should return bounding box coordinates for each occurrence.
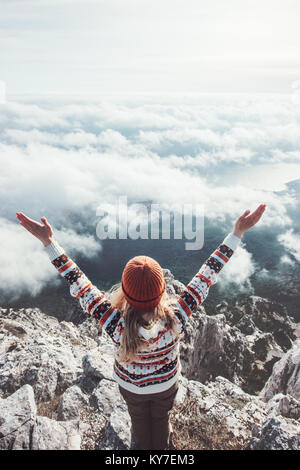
[1,0,300,94]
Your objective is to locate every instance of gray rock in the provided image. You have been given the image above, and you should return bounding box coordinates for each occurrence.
[266,393,300,420]
[170,375,267,448]
[102,407,132,450]
[0,384,37,450]
[180,311,259,390]
[0,308,97,402]
[187,376,266,441]
[82,350,114,382]
[77,317,102,342]
[31,416,81,450]
[174,376,188,406]
[163,269,185,296]
[248,417,300,450]
[260,340,300,402]
[90,379,132,449]
[90,379,121,414]
[179,293,297,395]
[57,385,89,421]
[235,315,256,335]
[0,384,82,450]
[57,321,80,342]
[180,311,226,380]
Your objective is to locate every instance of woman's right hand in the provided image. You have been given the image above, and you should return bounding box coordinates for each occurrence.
[16,212,54,247]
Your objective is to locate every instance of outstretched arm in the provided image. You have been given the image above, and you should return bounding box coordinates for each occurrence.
[16,212,124,344]
[174,204,266,329]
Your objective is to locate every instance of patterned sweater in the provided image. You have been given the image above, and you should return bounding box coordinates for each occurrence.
[45,232,240,394]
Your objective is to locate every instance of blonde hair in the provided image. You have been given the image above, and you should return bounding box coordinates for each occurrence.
[107,283,179,363]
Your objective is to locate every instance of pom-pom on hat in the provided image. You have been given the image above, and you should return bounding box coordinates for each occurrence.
[121,255,166,311]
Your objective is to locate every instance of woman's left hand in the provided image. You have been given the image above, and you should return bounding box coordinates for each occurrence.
[233,204,266,238]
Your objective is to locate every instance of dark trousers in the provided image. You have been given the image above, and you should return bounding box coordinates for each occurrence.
[118,381,178,450]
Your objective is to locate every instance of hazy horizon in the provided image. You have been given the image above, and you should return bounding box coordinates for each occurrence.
[1,0,300,94]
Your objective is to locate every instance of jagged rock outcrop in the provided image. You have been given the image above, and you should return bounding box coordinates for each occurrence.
[0,384,81,450]
[247,417,300,450]
[265,393,300,420]
[0,308,97,401]
[0,270,299,450]
[169,375,267,449]
[171,372,300,450]
[0,384,36,449]
[218,296,296,351]
[259,340,300,402]
[180,294,297,394]
[57,385,89,421]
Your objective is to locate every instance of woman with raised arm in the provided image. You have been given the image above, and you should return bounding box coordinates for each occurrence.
[16,204,266,450]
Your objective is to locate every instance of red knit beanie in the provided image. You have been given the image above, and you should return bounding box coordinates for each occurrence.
[121,255,166,311]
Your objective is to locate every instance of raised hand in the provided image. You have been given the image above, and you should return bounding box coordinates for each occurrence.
[233,204,266,238]
[16,212,53,247]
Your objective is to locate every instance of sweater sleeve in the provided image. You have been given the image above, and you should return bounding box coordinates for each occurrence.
[173,232,241,331]
[44,240,124,345]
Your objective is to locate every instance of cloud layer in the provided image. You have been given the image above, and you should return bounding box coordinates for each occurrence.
[278,230,300,263]
[0,93,299,298]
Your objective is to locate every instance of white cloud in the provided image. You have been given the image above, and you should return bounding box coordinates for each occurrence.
[0,218,58,297]
[218,244,256,293]
[54,228,101,258]
[278,230,300,262]
[0,217,101,298]
[280,254,295,266]
[256,268,273,280]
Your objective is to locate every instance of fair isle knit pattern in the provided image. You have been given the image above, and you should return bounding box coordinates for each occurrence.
[45,232,240,394]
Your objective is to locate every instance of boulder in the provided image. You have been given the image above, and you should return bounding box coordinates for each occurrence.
[90,379,132,449]
[82,350,114,382]
[248,417,300,450]
[0,384,82,450]
[170,376,267,450]
[102,407,132,450]
[180,294,297,395]
[260,340,300,402]
[0,385,36,450]
[265,393,300,420]
[90,379,121,414]
[0,308,97,402]
[57,385,89,421]
[31,416,81,450]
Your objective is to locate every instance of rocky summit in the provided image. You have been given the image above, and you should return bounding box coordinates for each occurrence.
[0,269,299,450]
